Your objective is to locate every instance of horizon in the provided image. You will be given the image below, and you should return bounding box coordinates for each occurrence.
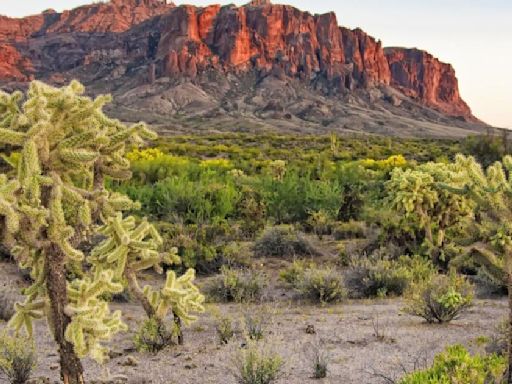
[0,0,510,129]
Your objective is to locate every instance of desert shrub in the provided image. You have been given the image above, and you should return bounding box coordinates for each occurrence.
[0,332,36,384]
[221,242,253,268]
[306,210,332,240]
[216,316,235,345]
[404,272,474,323]
[332,221,366,240]
[335,163,371,221]
[0,289,16,322]
[254,226,319,258]
[152,174,241,223]
[236,186,267,239]
[304,340,329,379]
[345,258,409,298]
[462,134,510,168]
[365,207,425,258]
[486,319,509,356]
[126,148,194,183]
[242,309,271,341]
[157,221,235,274]
[133,318,174,353]
[208,267,266,303]
[258,169,342,224]
[232,344,283,384]
[296,267,346,304]
[399,344,505,384]
[345,255,435,298]
[279,260,315,287]
[120,169,241,225]
[337,238,372,267]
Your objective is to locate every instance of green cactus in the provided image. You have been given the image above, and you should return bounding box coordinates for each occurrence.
[0,81,203,383]
[432,154,512,381]
[387,161,475,264]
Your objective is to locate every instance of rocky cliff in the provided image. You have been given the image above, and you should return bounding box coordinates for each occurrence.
[0,0,483,136]
[385,47,471,118]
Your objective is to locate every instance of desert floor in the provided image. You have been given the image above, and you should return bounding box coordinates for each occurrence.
[0,261,506,384]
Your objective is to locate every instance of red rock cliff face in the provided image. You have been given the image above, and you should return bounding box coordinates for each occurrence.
[0,0,173,82]
[0,0,474,119]
[46,0,174,34]
[0,1,172,39]
[153,3,392,93]
[385,48,471,118]
[341,28,391,88]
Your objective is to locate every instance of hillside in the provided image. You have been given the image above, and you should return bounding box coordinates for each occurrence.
[0,0,488,137]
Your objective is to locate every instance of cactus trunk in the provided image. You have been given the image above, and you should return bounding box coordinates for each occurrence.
[46,243,84,384]
[174,312,183,345]
[127,271,182,345]
[126,271,156,318]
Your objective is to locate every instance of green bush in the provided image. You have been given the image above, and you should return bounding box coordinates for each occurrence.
[0,332,36,384]
[236,186,267,239]
[254,226,319,258]
[133,318,174,353]
[399,344,505,384]
[216,316,235,345]
[208,267,266,303]
[232,344,283,384]
[242,309,270,341]
[345,255,435,298]
[306,210,332,240]
[404,272,474,323]
[279,260,315,287]
[258,169,342,224]
[296,267,346,304]
[221,242,253,268]
[157,221,234,274]
[332,221,366,240]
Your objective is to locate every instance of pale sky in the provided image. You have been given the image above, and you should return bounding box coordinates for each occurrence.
[1,0,510,128]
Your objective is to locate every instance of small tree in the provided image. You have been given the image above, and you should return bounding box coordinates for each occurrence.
[0,81,204,383]
[386,162,474,264]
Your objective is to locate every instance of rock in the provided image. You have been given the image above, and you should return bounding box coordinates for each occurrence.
[119,356,139,367]
[49,364,59,371]
[385,47,472,118]
[0,0,477,124]
[108,349,124,359]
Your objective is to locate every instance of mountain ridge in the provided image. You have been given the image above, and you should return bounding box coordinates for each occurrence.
[0,0,487,137]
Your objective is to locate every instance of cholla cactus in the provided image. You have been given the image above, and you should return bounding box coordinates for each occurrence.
[89,212,204,343]
[387,162,475,263]
[0,81,203,383]
[144,269,204,325]
[436,154,512,381]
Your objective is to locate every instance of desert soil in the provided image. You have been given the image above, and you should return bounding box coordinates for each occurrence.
[0,261,506,384]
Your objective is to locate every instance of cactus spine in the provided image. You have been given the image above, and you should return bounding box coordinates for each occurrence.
[0,81,203,383]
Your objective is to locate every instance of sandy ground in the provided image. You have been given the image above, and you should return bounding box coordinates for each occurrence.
[0,261,507,384]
